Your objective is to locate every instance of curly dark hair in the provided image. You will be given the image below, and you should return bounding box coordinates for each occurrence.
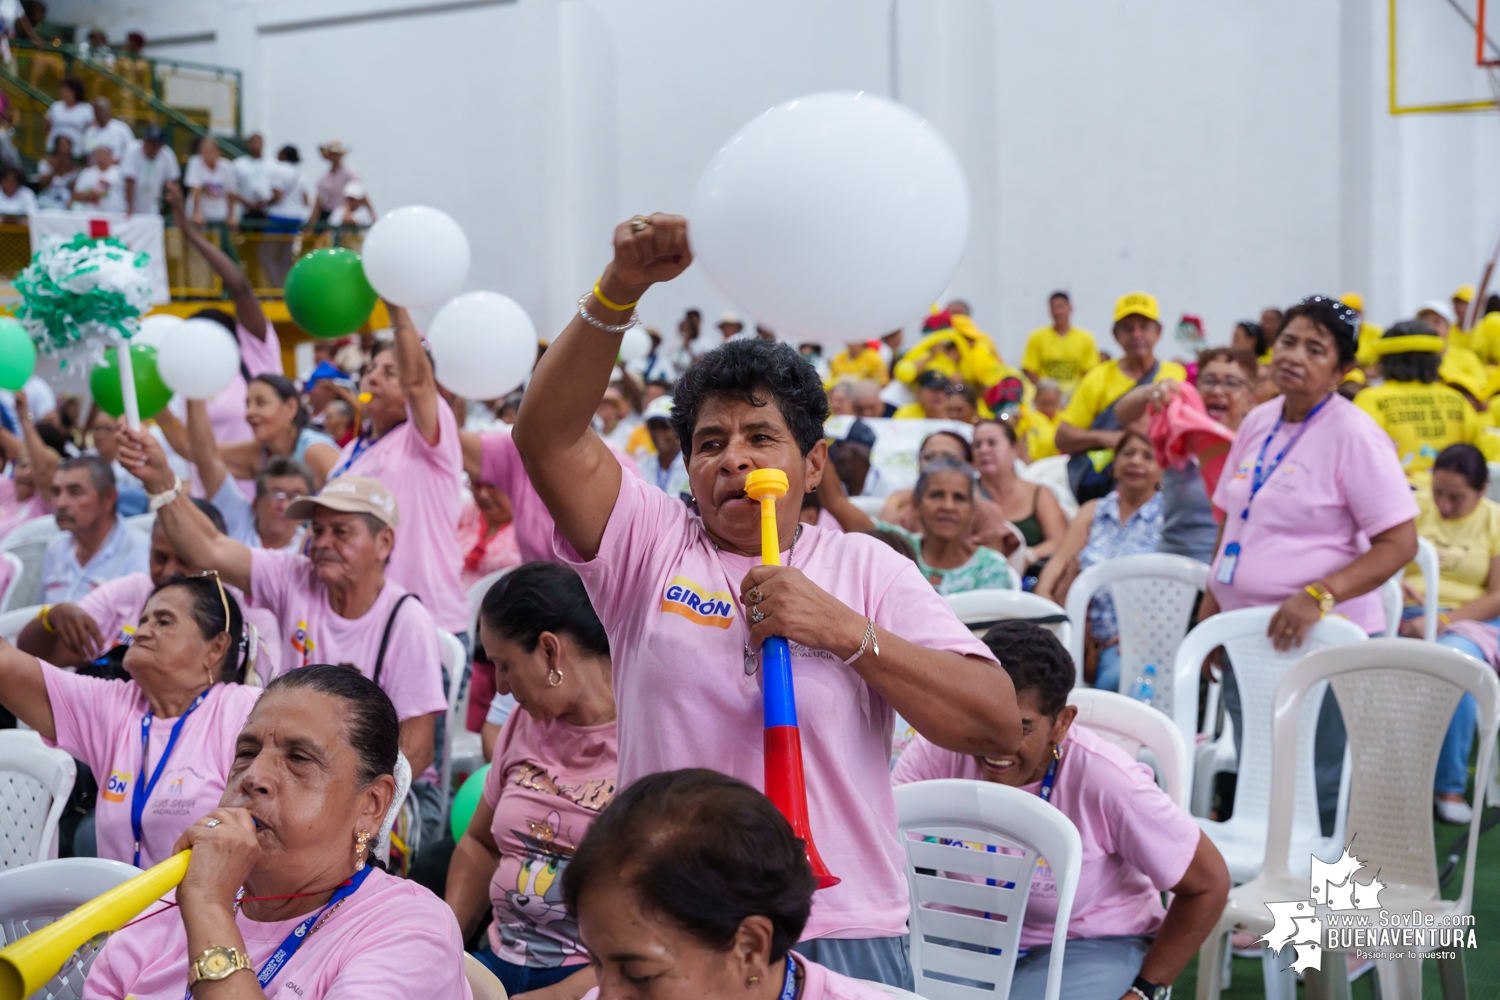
[1279,295,1359,366]
[671,340,829,457]
[982,620,1074,718]
[1378,320,1442,384]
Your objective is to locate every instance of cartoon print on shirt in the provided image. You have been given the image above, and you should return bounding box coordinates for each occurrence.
[498,815,582,968]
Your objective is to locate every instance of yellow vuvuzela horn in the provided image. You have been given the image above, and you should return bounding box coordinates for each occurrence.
[0,850,190,1000]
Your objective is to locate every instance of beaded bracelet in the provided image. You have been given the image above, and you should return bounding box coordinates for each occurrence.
[577,293,639,335]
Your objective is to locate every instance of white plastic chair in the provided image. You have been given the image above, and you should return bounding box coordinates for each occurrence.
[1488,462,1500,502]
[1067,689,1190,809]
[437,629,476,827]
[1063,553,1208,718]
[0,856,141,999]
[0,604,38,645]
[465,952,509,1000]
[1019,454,1078,520]
[944,589,1072,649]
[0,514,59,549]
[1198,639,1499,1000]
[375,751,412,865]
[1388,538,1440,642]
[467,569,511,639]
[896,779,1081,1000]
[1176,607,1366,884]
[0,523,55,611]
[0,730,75,868]
[0,551,23,613]
[124,512,156,537]
[849,495,887,517]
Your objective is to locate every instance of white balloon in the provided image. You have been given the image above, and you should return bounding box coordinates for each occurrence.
[360,206,471,307]
[157,318,242,400]
[617,325,651,365]
[690,91,969,348]
[427,291,536,401]
[134,313,184,349]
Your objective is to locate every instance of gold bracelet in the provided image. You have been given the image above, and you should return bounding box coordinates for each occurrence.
[38,604,54,634]
[592,279,641,313]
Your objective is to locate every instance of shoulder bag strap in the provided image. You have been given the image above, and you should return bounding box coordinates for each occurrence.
[373,593,420,687]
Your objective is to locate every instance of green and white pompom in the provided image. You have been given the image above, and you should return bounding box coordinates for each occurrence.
[14,234,155,356]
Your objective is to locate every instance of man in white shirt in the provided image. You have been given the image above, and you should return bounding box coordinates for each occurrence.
[81,97,135,162]
[184,136,237,224]
[233,132,280,221]
[120,126,180,216]
[39,456,150,604]
[634,396,691,501]
[70,145,126,214]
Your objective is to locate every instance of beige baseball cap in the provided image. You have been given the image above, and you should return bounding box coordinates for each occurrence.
[285,475,399,528]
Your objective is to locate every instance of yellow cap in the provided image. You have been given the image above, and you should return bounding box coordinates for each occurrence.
[1113,291,1160,324]
[1454,284,1476,302]
[1340,292,1365,312]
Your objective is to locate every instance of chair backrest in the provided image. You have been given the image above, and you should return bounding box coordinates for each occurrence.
[0,605,39,645]
[124,512,156,538]
[1064,553,1209,716]
[1488,462,1500,503]
[1067,689,1190,809]
[1019,454,1078,520]
[0,515,59,549]
[375,751,412,865]
[895,779,1082,1000]
[437,629,468,821]
[464,952,509,1000]
[0,856,141,999]
[0,730,76,868]
[2,540,50,610]
[467,569,511,640]
[944,589,1072,648]
[1175,607,1367,873]
[1413,537,1440,642]
[0,550,22,613]
[1379,576,1401,638]
[849,495,887,517]
[1265,639,1500,919]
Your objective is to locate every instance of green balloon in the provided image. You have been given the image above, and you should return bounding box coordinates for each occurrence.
[0,317,35,391]
[284,248,379,339]
[450,763,491,842]
[90,343,173,419]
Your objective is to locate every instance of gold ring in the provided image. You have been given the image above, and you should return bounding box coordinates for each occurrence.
[748,588,763,605]
[630,215,650,233]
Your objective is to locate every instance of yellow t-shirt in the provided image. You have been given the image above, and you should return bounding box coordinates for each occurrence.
[892,401,931,420]
[1059,358,1189,431]
[1440,344,1490,401]
[826,347,889,386]
[1408,492,1500,607]
[1353,380,1496,485]
[1353,322,1386,369]
[624,422,655,460]
[1468,312,1500,366]
[1017,405,1061,460]
[1020,326,1099,398]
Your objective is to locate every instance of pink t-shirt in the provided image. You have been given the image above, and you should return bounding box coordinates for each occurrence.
[579,955,890,1000]
[558,471,994,940]
[892,724,1201,947]
[481,708,617,966]
[479,429,644,565]
[249,548,447,726]
[40,664,261,868]
[77,572,284,683]
[1209,394,1418,633]
[336,400,468,632]
[82,868,473,1000]
[0,475,51,541]
[458,499,521,590]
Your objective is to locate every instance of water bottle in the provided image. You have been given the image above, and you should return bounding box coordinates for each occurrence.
[1130,664,1157,705]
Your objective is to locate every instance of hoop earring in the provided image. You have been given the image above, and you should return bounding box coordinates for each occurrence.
[547,666,564,687]
[354,830,371,870]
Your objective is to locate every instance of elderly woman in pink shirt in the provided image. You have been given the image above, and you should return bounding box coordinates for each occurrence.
[894,622,1230,1000]
[514,214,1020,990]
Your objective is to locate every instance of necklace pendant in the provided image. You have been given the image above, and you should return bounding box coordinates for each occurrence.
[744,643,758,675]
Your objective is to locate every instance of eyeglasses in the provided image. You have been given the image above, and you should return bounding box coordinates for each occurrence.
[194,569,231,636]
[943,383,969,396]
[1198,376,1250,392]
[261,490,295,502]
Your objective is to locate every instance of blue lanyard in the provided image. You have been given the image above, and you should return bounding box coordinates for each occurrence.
[133,689,211,868]
[779,953,798,1000]
[1242,393,1333,521]
[1036,751,1060,803]
[329,419,401,480]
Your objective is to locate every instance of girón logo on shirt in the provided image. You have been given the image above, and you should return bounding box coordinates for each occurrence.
[102,768,132,803]
[661,576,734,628]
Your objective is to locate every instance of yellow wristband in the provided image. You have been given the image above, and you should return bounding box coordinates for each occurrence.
[38,604,54,634]
[592,279,640,313]
[1439,612,1452,627]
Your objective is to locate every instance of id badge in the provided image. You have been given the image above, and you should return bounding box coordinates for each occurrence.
[1215,541,1240,585]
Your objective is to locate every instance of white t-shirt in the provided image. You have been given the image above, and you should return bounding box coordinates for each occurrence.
[267,162,308,220]
[0,185,37,215]
[82,119,135,161]
[71,164,126,214]
[46,101,94,151]
[119,142,181,215]
[233,154,278,207]
[183,155,237,221]
[327,202,374,226]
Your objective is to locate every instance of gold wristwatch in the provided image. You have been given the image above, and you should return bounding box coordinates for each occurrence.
[188,945,253,986]
[1305,581,1337,617]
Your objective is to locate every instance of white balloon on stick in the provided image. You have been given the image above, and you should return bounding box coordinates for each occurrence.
[134,313,184,349]
[427,291,536,400]
[156,318,243,400]
[360,206,471,307]
[617,325,651,365]
[690,91,969,348]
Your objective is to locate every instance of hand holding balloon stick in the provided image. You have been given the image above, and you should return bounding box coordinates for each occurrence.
[745,468,838,888]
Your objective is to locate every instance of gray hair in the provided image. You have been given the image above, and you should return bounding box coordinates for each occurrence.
[913,456,977,502]
[58,455,114,495]
[851,379,883,402]
[1036,378,1061,395]
[92,96,112,114]
[256,456,314,499]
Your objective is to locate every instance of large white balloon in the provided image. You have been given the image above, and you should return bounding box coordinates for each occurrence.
[427,292,536,400]
[360,206,471,307]
[690,91,969,348]
[134,313,184,349]
[157,318,242,400]
[617,325,651,365]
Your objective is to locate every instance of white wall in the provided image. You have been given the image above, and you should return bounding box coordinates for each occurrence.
[52,0,1500,360]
